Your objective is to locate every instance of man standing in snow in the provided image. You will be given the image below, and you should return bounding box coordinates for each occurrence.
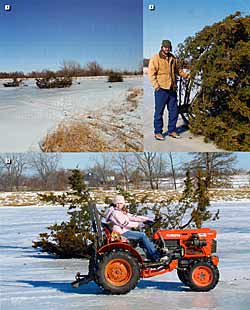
[148,39,190,141]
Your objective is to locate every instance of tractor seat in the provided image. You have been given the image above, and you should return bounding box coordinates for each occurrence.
[101,221,113,232]
[101,222,128,243]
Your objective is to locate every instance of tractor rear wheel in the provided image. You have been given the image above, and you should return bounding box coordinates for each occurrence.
[187,262,219,292]
[177,269,189,286]
[95,249,140,294]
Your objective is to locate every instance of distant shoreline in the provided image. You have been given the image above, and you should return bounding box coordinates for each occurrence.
[0,75,142,82]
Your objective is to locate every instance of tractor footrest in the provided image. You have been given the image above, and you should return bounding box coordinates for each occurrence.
[71,272,92,288]
[144,261,165,268]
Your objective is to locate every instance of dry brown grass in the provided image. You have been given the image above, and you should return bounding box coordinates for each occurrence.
[127,87,143,100]
[41,122,113,152]
[209,188,250,201]
[41,120,143,152]
[0,188,249,207]
[126,88,143,111]
[89,118,143,152]
[0,192,39,206]
[41,86,143,152]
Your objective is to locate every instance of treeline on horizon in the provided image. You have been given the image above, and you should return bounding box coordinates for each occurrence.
[0,60,143,79]
[0,152,248,193]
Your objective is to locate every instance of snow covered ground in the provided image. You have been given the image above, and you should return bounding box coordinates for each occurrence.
[0,77,142,152]
[143,75,224,151]
[0,202,250,310]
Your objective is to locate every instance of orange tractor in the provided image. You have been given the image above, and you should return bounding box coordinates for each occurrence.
[72,203,219,294]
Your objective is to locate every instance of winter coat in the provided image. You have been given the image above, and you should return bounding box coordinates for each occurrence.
[148,50,189,90]
[105,206,149,234]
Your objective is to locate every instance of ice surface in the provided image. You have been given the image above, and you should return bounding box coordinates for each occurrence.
[0,202,250,310]
[0,77,142,152]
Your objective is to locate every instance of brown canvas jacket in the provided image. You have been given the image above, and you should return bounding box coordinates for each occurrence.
[148,50,189,90]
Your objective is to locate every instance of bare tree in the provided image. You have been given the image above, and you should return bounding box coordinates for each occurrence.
[85,61,103,76]
[168,152,177,190]
[112,153,135,190]
[187,152,237,188]
[0,154,28,191]
[60,60,82,77]
[91,154,114,187]
[134,152,166,189]
[30,153,61,190]
[129,167,142,189]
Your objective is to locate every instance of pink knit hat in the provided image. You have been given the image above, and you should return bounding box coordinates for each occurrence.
[113,195,125,205]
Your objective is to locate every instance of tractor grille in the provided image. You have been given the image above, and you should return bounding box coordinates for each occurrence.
[212,240,217,253]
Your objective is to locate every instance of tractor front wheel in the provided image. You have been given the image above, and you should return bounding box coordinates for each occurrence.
[95,250,140,294]
[187,262,219,292]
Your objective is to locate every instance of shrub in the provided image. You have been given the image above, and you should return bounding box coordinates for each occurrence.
[33,169,94,258]
[36,77,72,89]
[108,71,123,82]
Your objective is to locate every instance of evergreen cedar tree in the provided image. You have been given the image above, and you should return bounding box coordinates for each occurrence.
[33,169,94,258]
[33,169,218,258]
[176,12,250,150]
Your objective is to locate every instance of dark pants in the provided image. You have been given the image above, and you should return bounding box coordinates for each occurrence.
[154,88,178,134]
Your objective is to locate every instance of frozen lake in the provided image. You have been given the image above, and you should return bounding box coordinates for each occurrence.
[0,202,250,310]
[0,77,142,152]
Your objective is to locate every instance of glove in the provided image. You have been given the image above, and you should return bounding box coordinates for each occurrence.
[154,215,163,222]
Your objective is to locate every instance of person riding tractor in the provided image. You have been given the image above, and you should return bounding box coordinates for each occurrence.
[105,195,171,263]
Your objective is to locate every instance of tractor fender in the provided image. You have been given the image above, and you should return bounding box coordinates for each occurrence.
[211,255,219,266]
[97,242,144,265]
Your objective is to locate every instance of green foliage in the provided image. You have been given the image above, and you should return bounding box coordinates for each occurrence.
[33,169,94,258]
[33,170,219,258]
[3,78,22,87]
[178,169,220,229]
[191,170,211,228]
[177,169,195,224]
[108,71,124,82]
[35,76,72,89]
[151,169,218,230]
[33,220,93,258]
[38,192,68,205]
[104,196,112,205]
[68,169,87,195]
[177,12,250,150]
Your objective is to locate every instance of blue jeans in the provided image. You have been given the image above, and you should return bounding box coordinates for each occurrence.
[122,231,160,260]
[154,88,178,134]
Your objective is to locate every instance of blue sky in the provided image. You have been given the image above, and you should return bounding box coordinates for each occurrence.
[144,0,250,58]
[0,0,142,73]
[59,152,250,171]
